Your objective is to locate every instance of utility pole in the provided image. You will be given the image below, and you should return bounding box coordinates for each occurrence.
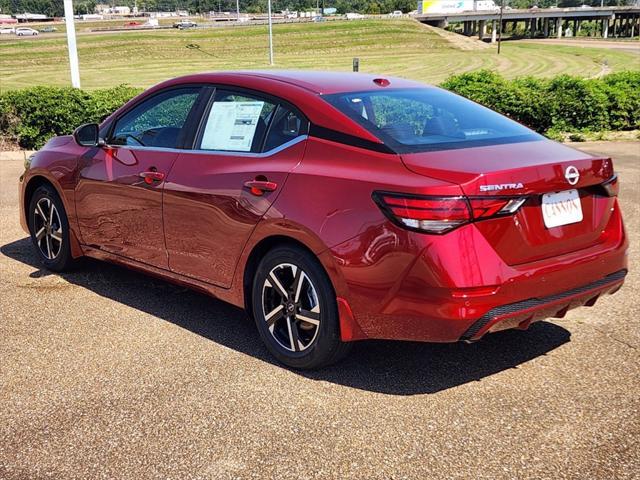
[236,0,240,20]
[63,0,81,88]
[267,0,274,65]
[497,0,504,54]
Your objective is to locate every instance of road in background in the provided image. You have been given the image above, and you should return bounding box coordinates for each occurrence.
[0,142,638,479]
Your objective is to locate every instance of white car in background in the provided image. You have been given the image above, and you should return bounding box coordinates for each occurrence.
[173,19,197,29]
[16,27,39,36]
[0,26,15,34]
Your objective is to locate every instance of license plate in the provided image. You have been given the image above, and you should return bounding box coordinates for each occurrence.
[541,189,583,228]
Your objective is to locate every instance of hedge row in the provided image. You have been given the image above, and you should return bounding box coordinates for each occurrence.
[1,71,639,149]
[0,85,142,149]
[440,70,640,137]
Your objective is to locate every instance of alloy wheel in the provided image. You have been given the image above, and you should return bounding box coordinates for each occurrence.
[33,197,63,260]
[261,263,321,352]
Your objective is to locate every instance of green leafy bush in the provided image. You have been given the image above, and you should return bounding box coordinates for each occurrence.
[600,71,640,131]
[0,85,141,149]
[441,70,640,136]
[545,75,610,131]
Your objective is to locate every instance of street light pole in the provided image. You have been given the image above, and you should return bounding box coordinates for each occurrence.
[63,0,81,88]
[267,0,274,65]
[236,0,239,20]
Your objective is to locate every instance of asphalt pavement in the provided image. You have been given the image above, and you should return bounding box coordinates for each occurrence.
[0,142,638,479]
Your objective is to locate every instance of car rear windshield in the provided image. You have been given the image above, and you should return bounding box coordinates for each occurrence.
[323,88,542,153]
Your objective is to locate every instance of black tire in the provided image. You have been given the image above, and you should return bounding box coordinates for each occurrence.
[251,245,352,369]
[28,184,75,272]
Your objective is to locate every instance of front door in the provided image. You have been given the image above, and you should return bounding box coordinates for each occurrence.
[75,86,203,268]
[163,89,309,287]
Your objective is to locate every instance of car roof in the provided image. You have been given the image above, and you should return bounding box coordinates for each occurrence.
[163,70,428,95]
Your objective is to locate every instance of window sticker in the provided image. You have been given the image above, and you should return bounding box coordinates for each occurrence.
[201,101,264,151]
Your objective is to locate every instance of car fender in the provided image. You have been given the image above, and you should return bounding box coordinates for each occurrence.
[229,214,367,341]
[22,143,84,257]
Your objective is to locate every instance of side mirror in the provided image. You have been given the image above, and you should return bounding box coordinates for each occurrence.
[73,123,105,147]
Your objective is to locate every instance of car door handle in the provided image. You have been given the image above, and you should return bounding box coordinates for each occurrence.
[244,179,278,195]
[139,171,165,184]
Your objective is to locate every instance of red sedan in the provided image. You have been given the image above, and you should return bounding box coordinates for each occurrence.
[19,71,628,368]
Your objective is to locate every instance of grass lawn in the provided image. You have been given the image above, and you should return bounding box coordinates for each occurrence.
[1,19,639,91]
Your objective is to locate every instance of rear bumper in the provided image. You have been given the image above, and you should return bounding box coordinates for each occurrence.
[331,201,628,343]
[460,269,626,341]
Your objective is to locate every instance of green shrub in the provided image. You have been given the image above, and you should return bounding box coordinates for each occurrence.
[545,75,610,131]
[600,71,640,131]
[0,85,141,149]
[441,70,640,137]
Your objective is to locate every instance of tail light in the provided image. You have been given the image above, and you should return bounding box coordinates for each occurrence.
[584,174,619,197]
[601,158,614,179]
[602,175,619,197]
[373,192,527,234]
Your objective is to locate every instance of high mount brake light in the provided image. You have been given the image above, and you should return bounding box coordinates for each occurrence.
[373,192,528,234]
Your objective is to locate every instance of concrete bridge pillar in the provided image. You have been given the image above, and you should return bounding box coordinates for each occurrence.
[543,18,549,37]
[603,19,609,39]
[479,20,486,40]
[556,18,563,38]
[530,18,536,37]
[491,19,497,43]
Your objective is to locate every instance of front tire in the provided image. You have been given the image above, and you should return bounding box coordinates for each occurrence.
[28,185,75,272]
[251,245,352,369]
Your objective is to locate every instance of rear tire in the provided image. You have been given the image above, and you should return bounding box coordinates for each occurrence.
[251,245,352,369]
[28,185,75,272]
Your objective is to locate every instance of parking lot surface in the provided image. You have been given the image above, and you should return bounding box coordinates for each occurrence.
[1,142,638,479]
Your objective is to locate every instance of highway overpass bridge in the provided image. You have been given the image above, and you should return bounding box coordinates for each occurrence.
[416,6,640,41]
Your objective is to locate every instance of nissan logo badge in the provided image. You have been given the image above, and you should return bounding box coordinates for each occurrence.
[565,166,580,186]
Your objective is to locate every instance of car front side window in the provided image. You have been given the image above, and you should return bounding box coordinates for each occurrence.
[109,87,201,149]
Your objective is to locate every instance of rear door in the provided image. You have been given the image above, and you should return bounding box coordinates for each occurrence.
[162,88,308,287]
[75,86,203,268]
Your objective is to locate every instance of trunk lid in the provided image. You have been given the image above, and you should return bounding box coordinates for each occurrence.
[401,140,615,265]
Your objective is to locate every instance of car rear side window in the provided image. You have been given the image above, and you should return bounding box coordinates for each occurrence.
[198,91,277,153]
[263,106,308,152]
[324,88,541,153]
[109,87,200,149]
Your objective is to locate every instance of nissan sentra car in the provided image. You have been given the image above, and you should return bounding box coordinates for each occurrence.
[19,71,627,369]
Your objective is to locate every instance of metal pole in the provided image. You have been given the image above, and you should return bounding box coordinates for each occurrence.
[267,0,274,65]
[63,0,81,88]
[497,0,504,54]
[236,0,239,20]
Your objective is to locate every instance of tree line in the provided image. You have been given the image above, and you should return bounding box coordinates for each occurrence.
[0,0,634,17]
